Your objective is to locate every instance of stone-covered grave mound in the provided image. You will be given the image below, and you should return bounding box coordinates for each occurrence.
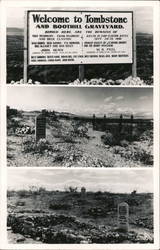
[7,213,153,244]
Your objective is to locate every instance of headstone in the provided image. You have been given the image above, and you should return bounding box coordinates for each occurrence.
[118,202,129,232]
[103,114,106,130]
[81,187,86,200]
[35,113,46,142]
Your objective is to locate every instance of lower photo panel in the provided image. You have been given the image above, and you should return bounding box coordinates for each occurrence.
[7,168,154,244]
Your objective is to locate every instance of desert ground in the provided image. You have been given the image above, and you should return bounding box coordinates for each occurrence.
[7,188,153,244]
[7,109,153,167]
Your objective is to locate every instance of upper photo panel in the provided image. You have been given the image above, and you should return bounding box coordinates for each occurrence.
[6,6,153,85]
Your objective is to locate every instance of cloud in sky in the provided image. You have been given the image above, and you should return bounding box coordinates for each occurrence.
[104,96,112,103]
[7,169,153,193]
[139,96,148,100]
[116,96,124,101]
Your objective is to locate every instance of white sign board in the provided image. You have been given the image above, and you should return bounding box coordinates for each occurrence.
[28,11,133,65]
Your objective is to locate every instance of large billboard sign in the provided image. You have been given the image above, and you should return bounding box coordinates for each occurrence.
[27,11,133,65]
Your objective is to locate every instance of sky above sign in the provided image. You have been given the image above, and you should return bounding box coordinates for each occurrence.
[7,7,153,34]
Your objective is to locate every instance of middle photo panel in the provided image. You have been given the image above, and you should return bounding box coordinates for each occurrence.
[7,86,153,168]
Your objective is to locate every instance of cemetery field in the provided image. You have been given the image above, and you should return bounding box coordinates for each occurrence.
[7,188,153,244]
[7,110,153,167]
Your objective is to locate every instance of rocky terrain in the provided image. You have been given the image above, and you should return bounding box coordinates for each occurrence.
[7,189,153,244]
[7,109,153,167]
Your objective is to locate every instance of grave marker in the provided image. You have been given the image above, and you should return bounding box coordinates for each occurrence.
[81,187,86,200]
[35,113,46,142]
[92,114,96,130]
[118,202,129,232]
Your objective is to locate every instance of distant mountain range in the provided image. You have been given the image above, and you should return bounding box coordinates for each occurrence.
[21,109,152,120]
[7,27,23,36]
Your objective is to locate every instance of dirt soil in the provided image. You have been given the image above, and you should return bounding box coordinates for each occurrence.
[7,116,153,167]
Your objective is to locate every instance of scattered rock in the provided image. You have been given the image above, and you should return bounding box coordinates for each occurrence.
[16,235,26,242]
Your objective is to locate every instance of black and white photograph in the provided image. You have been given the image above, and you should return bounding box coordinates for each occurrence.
[7,86,153,168]
[7,169,154,244]
[0,0,159,249]
[6,6,153,86]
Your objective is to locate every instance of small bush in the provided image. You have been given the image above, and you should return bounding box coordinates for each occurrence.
[87,207,106,217]
[16,201,25,206]
[49,202,71,210]
[17,190,30,198]
[36,139,52,153]
[101,132,117,146]
[22,137,36,153]
[7,190,16,197]
[22,138,52,154]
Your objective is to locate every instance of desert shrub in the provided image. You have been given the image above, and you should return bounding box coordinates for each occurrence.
[22,137,36,153]
[139,129,153,144]
[22,138,52,154]
[7,118,21,134]
[49,202,71,210]
[7,190,16,197]
[119,139,129,147]
[126,197,140,206]
[38,187,47,194]
[61,135,76,143]
[64,186,78,193]
[16,201,26,206]
[17,189,30,198]
[72,123,88,138]
[128,143,153,165]
[101,132,116,146]
[28,185,47,196]
[134,217,153,230]
[112,141,153,165]
[87,207,107,217]
[94,191,103,200]
[131,190,137,195]
[7,106,22,118]
[36,139,52,153]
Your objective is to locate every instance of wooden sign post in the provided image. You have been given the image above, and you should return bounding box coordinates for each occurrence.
[79,65,85,82]
[23,11,28,84]
[132,12,137,77]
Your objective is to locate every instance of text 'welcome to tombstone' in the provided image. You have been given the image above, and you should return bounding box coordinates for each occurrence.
[28,11,133,65]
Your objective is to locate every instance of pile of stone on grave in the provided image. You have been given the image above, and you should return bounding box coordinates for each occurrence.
[7,213,153,243]
[15,125,35,135]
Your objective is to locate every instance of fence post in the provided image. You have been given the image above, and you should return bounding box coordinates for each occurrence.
[130,114,134,139]
[119,114,123,133]
[103,114,106,130]
[92,114,96,130]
